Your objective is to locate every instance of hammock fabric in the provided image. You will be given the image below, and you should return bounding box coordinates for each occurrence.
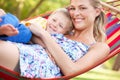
[0,1,120,80]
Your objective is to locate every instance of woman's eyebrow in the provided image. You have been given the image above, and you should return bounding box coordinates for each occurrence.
[69,4,86,7]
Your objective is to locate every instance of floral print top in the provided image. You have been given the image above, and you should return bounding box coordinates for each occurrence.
[15,33,90,78]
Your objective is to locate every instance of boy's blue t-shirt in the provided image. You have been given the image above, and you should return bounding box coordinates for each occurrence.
[0,13,32,43]
[0,13,19,27]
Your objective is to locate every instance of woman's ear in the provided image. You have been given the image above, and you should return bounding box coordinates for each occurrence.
[95,8,101,17]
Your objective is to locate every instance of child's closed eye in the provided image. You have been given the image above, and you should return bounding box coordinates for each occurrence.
[52,18,56,22]
[59,24,63,28]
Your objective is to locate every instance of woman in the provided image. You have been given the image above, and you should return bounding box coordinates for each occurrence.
[0,0,110,78]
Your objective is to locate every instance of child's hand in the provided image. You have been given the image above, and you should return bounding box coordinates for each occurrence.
[29,23,46,37]
[0,24,19,36]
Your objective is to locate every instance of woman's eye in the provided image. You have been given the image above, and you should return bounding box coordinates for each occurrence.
[69,7,75,11]
[79,7,87,10]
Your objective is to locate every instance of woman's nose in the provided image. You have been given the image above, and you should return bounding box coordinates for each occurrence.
[74,9,81,16]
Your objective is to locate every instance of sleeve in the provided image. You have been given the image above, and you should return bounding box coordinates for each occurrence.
[0,13,19,27]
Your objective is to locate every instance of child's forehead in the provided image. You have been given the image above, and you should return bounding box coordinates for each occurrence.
[54,12,71,22]
[52,12,66,18]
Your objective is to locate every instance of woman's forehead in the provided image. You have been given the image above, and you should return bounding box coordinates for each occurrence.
[70,0,91,6]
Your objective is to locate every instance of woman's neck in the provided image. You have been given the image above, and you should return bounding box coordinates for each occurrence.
[67,29,96,46]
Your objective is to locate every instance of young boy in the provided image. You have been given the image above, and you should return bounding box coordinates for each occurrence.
[0,8,74,78]
[0,8,73,44]
[46,8,73,35]
[24,8,73,35]
[25,8,74,46]
[0,9,32,43]
[15,8,74,78]
[27,8,74,64]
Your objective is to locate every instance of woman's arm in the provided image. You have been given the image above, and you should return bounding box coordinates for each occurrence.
[29,24,110,75]
[31,34,46,47]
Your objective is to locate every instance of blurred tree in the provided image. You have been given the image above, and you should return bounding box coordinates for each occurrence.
[0,0,69,20]
[112,54,120,71]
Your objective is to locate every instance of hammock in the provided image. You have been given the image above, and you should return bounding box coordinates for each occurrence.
[0,1,120,80]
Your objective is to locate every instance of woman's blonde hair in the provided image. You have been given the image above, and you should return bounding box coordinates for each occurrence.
[90,0,107,42]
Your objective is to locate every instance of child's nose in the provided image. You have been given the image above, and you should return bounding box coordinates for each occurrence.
[53,22,58,28]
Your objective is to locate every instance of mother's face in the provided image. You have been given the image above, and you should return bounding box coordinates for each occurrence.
[69,0,100,30]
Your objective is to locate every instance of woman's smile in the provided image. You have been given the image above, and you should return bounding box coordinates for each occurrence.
[74,18,84,23]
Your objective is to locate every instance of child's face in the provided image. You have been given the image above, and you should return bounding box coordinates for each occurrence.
[46,12,71,34]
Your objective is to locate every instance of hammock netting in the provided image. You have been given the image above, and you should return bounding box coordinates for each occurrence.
[0,1,120,80]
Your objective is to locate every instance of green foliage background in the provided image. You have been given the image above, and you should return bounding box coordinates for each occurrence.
[0,0,69,20]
